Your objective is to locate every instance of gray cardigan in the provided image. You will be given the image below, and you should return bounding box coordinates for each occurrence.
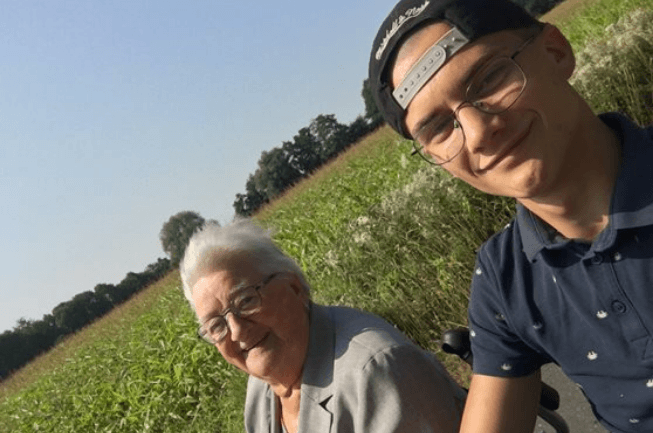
[244,304,464,432]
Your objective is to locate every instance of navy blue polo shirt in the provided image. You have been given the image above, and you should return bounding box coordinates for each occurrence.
[468,113,653,433]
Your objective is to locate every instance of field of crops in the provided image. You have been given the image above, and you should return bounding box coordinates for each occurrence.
[1,0,652,431]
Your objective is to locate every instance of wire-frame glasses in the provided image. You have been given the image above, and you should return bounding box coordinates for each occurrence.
[197,272,281,344]
[411,33,538,165]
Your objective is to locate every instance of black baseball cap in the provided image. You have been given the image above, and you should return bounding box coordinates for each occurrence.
[369,0,539,138]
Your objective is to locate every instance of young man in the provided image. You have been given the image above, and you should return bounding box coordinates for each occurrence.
[368,0,653,432]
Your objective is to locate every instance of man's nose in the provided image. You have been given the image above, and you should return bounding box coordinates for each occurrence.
[456,105,507,154]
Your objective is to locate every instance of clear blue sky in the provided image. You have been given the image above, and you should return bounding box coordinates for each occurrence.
[0,0,400,333]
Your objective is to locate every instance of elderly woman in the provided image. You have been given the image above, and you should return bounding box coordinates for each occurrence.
[181,218,464,433]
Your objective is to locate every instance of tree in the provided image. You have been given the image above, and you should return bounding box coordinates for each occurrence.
[347,115,374,144]
[94,283,119,305]
[234,174,269,216]
[115,272,149,300]
[15,314,61,356]
[53,299,88,333]
[232,83,384,218]
[53,291,114,334]
[0,330,23,378]
[361,78,384,128]
[252,148,302,199]
[159,211,206,267]
[283,128,323,175]
[310,114,349,161]
[143,257,171,281]
[0,315,63,379]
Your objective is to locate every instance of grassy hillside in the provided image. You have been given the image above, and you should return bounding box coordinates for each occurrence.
[257,129,515,351]
[1,0,652,431]
[545,0,653,48]
[0,273,249,432]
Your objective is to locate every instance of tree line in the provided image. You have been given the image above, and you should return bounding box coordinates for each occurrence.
[233,79,384,216]
[0,211,209,380]
[0,258,171,380]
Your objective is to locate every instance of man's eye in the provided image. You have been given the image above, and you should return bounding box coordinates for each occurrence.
[469,63,511,99]
[421,117,455,143]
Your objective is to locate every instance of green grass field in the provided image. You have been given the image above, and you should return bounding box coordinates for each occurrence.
[1,0,652,431]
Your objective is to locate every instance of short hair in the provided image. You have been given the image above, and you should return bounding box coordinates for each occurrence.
[180,218,310,314]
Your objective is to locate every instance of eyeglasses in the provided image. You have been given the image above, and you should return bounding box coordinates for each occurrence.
[411,33,538,165]
[197,272,281,344]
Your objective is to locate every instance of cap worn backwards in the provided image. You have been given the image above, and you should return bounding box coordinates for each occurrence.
[368,0,538,139]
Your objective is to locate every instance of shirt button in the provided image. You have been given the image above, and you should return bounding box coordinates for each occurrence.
[590,254,604,265]
[611,300,627,314]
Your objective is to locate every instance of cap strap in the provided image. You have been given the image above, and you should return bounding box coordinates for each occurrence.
[393,26,469,109]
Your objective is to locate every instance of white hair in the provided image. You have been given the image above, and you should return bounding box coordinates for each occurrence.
[180,218,310,316]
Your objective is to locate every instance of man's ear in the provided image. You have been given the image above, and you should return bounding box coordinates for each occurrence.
[540,24,576,80]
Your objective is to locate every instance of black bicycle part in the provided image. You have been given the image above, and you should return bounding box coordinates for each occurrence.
[441,327,560,411]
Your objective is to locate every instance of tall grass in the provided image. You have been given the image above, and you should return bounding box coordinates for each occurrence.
[256,127,422,271]
[1,0,652,431]
[0,274,248,433]
[257,128,516,353]
[549,0,653,49]
[311,167,514,348]
[570,7,653,123]
[257,127,423,298]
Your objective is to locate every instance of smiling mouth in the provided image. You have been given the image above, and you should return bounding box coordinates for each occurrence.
[243,332,270,353]
[477,121,533,173]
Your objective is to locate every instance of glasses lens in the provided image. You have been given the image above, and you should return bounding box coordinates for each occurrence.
[196,273,279,344]
[414,120,465,165]
[233,287,262,315]
[198,286,265,344]
[199,317,227,343]
[467,57,525,113]
[413,57,525,166]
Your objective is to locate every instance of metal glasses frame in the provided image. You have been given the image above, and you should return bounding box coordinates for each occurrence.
[411,32,539,166]
[196,272,282,344]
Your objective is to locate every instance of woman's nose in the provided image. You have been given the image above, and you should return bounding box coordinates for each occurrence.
[225,312,252,342]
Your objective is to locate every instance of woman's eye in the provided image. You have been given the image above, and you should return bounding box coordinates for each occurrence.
[237,295,256,308]
[207,319,224,334]
[234,291,259,312]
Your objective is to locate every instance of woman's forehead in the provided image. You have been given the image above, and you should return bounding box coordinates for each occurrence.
[193,268,261,313]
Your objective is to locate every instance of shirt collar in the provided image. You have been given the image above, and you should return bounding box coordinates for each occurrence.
[519,113,653,261]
